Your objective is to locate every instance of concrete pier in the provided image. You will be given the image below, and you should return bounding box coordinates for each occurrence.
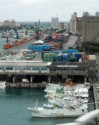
[93,83,99,125]
[6,83,46,89]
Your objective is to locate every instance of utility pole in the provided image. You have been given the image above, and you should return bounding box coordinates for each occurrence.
[83,14,87,53]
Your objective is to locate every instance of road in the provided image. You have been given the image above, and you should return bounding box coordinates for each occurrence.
[63,35,78,50]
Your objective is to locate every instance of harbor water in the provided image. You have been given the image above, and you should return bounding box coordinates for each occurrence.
[0,89,75,125]
[0,88,95,125]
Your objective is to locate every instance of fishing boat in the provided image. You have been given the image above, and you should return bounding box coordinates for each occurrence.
[28,104,88,117]
[28,80,89,117]
[0,81,6,89]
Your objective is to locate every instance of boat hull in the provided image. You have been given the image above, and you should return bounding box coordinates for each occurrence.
[0,81,6,89]
[3,38,33,49]
[28,107,88,118]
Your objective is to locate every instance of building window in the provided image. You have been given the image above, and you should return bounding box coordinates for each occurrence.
[41,67,47,70]
[0,67,4,70]
[32,67,40,70]
[23,67,31,70]
[15,67,22,70]
[6,67,13,70]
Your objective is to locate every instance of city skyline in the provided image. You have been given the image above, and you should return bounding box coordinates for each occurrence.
[0,0,98,22]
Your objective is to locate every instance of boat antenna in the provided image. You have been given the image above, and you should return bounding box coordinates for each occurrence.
[35,99,38,108]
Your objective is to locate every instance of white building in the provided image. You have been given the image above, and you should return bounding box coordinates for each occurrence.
[51,17,59,29]
[70,12,77,34]
[3,20,20,27]
[0,20,20,27]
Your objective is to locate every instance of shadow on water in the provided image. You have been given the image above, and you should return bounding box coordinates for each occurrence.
[5,88,45,97]
[29,117,75,125]
[88,89,96,125]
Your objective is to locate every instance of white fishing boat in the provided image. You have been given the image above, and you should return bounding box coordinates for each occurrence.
[28,80,89,117]
[0,81,6,89]
[28,104,88,117]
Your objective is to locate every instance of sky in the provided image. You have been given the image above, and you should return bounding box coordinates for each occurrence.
[0,0,99,22]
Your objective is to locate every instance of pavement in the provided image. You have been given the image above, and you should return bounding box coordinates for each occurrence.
[63,35,78,50]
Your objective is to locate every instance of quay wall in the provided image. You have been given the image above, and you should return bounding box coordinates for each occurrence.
[92,83,99,125]
[6,83,46,89]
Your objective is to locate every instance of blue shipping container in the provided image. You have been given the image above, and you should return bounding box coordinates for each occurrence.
[67,49,79,54]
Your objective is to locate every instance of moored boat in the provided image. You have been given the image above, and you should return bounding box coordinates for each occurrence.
[3,44,12,49]
[28,104,88,117]
[0,81,6,89]
[28,80,89,118]
[3,37,33,49]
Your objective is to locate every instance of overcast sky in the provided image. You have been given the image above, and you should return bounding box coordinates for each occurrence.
[0,0,98,22]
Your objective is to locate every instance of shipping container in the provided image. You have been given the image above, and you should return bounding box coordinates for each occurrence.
[61,54,70,62]
[88,55,96,60]
[67,49,79,54]
[28,44,54,52]
[74,53,82,61]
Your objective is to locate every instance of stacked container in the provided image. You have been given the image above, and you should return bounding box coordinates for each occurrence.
[62,54,68,62]
[43,53,57,62]
[43,45,50,51]
[57,54,62,62]
[67,49,79,54]
[74,52,82,62]
[88,55,96,61]
[28,45,44,52]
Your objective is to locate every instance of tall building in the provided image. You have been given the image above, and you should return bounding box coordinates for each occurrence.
[82,12,99,42]
[76,17,82,34]
[70,12,77,33]
[51,17,59,29]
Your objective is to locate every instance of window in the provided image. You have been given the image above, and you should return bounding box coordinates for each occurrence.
[32,67,40,70]
[6,67,13,70]
[15,67,22,70]
[0,67,4,70]
[41,67,47,70]
[23,67,31,70]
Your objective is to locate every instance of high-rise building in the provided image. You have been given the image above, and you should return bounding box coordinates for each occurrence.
[82,12,99,42]
[70,12,77,33]
[51,17,59,29]
[76,17,82,34]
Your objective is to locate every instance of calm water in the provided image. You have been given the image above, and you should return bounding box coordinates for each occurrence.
[0,37,6,51]
[0,89,76,125]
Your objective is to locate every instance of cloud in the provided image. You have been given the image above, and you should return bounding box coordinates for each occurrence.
[0,0,99,21]
[19,0,45,5]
